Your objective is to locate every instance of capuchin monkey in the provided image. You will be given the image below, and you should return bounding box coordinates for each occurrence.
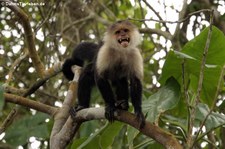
[62,20,145,128]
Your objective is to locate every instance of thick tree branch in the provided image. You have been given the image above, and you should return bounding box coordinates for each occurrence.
[139,28,173,40]
[50,66,82,149]
[4,63,182,148]
[72,107,183,149]
[4,93,57,116]
[49,64,182,148]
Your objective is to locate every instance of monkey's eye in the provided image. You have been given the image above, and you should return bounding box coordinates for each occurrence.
[115,30,120,34]
[123,29,129,32]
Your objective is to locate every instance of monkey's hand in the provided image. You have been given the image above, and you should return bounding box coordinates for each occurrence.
[135,111,145,129]
[115,100,129,111]
[105,105,117,123]
[69,105,85,120]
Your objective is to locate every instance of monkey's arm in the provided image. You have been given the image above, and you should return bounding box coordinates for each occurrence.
[130,76,145,128]
[96,77,116,122]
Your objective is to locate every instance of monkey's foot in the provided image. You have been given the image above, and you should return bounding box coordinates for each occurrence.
[105,105,117,123]
[115,100,129,111]
[69,105,85,120]
[135,111,145,129]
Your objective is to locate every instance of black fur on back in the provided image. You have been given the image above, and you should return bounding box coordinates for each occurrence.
[62,42,99,80]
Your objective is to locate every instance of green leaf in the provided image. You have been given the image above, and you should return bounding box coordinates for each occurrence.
[4,113,50,146]
[184,27,225,105]
[75,122,109,149]
[99,122,124,148]
[174,51,197,60]
[159,51,183,85]
[79,120,102,138]
[160,26,225,106]
[196,103,225,131]
[70,137,88,148]
[73,122,124,149]
[182,26,225,67]
[143,77,181,123]
[127,125,140,148]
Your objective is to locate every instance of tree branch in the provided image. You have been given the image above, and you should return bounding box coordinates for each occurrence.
[1,0,63,79]
[4,93,57,116]
[0,0,45,77]
[72,107,183,149]
[5,49,29,84]
[139,28,173,40]
[50,66,82,148]
[4,64,182,148]
[187,9,214,148]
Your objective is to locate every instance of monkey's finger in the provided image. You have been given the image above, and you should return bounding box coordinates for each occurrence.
[135,112,146,129]
[105,106,116,123]
[69,107,77,120]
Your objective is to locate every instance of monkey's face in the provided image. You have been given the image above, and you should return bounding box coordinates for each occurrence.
[104,20,141,49]
[115,28,130,48]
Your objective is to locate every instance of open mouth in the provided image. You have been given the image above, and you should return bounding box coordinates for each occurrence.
[118,38,130,47]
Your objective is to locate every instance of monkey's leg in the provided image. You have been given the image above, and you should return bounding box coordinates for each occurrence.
[70,66,95,120]
[114,77,129,111]
[96,77,116,123]
[130,76,145,128]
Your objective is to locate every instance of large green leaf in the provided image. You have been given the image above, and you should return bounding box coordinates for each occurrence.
[127,124,141,148]
[160,26,225,106]
[72,121,123,149]
[73,122,109,149]
[182,26,225,105]
[182,26,225,67]
[143,77,180,123]
[99,122,124,148]
[196,103,225,131]
[4,112,50,146]
[159,51,183,84]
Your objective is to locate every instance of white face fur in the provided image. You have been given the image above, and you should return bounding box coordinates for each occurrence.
[96,21,143,80]
[103,21,142,50]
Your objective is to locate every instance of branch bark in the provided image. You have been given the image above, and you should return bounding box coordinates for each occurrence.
[50,66,82,148]
[71,107,183,149]
[4,93,57,116]
[4,84,182,148]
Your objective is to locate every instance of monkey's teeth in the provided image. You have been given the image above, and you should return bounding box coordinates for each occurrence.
[118,38,130,45]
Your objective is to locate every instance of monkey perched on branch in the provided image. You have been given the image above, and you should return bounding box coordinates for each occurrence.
[62,20,145,128]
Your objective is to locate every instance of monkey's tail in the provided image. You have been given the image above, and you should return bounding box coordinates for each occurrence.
[62,42,98,80]
[62,58,83,80]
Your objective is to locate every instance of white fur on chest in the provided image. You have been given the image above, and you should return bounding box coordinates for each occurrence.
[96,45,143,80]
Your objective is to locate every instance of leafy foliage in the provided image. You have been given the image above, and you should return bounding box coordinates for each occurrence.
[4,113,50,146]
[143,77,181,123]
[71,122,124,148]
[160,26,225,106]
[1,0,225,148]
[196,103,225,131]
